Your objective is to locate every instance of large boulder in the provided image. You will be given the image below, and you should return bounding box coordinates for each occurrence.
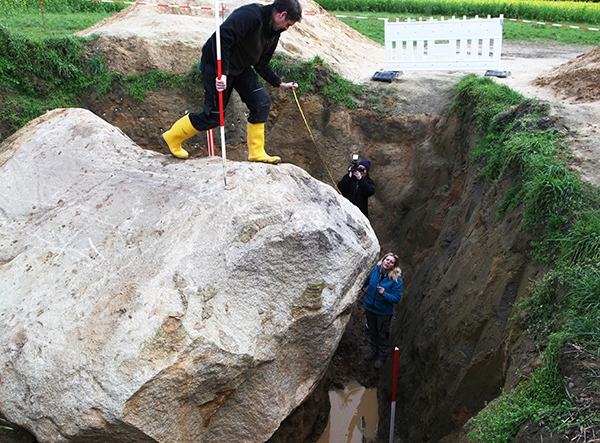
[0,108,378,443]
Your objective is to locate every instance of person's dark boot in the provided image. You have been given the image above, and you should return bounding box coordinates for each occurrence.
[363,349,377,361]
[374,358,385,369]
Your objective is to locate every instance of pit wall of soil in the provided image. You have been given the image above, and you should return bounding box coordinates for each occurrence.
[2,82,542,443]
[263,90,546,442]
[260,89,544,442]
[375,109,546,442]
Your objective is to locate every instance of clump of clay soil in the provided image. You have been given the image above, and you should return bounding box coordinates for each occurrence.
[535,45,600,103]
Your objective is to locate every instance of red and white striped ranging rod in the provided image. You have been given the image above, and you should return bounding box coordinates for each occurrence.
[389,346,400,443]
[504,17,600,31]
[214,0,227,185]
[206,128,215,156]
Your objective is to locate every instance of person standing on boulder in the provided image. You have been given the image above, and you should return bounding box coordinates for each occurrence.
[161,0,302,163]
[337,159,375,218]
[362,253,402,369]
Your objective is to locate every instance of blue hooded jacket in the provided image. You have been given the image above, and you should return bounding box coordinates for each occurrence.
[363,264,403,315]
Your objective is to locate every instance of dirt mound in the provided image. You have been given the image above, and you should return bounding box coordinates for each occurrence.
[535,45,600,103]
[76,0,385,82]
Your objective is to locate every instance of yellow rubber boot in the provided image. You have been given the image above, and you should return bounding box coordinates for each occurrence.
[247,122,280,164]
[161,114,199,159]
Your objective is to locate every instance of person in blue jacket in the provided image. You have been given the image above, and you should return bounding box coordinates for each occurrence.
[362,252,403,369]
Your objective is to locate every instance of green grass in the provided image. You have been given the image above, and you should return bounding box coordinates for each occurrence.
[0,12,114,38]
[0,0,125,38]
[453,76,600,263]
[503,20,600,44]
[0,23,200,133]
[469,333,571,443]
[452,75,600,442]
[0,0,124,14]
[270,54,364,108]
[330,10,600,46]
[560,210,600,266]
[0,417,12,430]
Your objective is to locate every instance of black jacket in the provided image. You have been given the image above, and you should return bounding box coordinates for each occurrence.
[337,173,375,217]
[201,4,282,87]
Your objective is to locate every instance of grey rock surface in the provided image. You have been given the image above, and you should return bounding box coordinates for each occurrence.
[0,108,379,442]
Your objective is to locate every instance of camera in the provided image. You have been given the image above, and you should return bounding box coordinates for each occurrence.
[350,154,360,172]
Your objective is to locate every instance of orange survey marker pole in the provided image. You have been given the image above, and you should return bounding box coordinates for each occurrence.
[214,0,227,185]
[389,347,400,443]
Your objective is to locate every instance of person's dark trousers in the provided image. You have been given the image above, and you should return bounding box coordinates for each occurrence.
[189,62,271,131]
[365,309,392,361]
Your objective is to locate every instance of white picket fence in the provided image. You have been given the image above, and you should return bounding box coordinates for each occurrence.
[385,15,503,71]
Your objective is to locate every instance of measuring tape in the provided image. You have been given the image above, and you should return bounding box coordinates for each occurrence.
[292,90,341,195]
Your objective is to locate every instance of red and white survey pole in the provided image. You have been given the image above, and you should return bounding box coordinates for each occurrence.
[389,346,400,443]
[206,128,215,156]
[214,0,227,185]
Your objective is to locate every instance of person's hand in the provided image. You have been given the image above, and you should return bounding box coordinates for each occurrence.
[216,74,227,92]
[279,82,298,91]
[377,286,385,295]
[352,170,364,180]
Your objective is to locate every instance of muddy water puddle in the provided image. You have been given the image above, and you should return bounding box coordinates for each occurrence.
[316,382,378,443]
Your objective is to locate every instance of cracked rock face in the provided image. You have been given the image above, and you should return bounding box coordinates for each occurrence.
[0,108,378,443]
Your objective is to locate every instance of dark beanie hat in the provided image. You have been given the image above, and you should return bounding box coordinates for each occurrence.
[359,160,371,172]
